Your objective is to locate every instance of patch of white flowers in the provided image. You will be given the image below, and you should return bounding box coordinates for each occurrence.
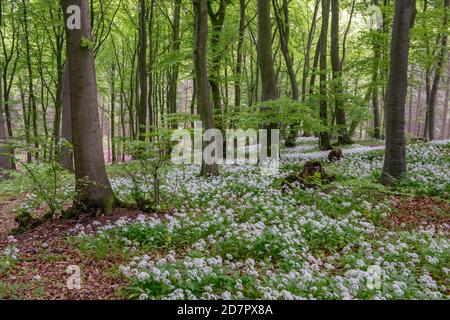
[75,141,449,300]
[1,236,19,266]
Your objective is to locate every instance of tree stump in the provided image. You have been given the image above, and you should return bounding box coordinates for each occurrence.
[328,148,343,162]
[282,160,334,190]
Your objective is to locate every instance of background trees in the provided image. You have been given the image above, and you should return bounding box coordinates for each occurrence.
[0,0,447,189]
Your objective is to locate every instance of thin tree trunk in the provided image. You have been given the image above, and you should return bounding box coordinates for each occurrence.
[371,0,382,140]
[273,0,300,147]
[194,0,219,177]
[234,0,247,107]
[415,80,423,137]
[168,0,181,125]
[301,0,320,102]
[441,61,450,139]
[428,0,449,140]
[273,0,299,100]
[138,0,147,140]
[407,81,414,134]
[319,0,331,150]
[111,63,116,163]
[330,0,351,145]
[22,0,39,160]
[309,36,321,96]
[0,75,11,176]
[19,77,32,163]
[148,0,155,130]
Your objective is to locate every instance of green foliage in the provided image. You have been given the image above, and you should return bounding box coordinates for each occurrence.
[118,128,176,212]
[10,155,76,233]
[225,97,323,139]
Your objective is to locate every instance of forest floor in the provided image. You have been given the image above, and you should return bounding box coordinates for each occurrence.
[0,138,449,300]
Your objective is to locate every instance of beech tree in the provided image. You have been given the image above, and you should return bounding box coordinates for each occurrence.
[318,0,332,150]
[138,0,147,140]
[194,0,220,177]
[0,75,11,176]
[257,0,278,156]
[426,0,449,140]
[381,0,417,185]
[330,0,352,145]
[61,0,116,213]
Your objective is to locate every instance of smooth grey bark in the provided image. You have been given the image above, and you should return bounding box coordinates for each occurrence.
[0,74,11,177]
[257,0,277,102]
[22,0,39,160]
[0,2,18,170]
[61,0,116,214]
[207,0,229,113]
[407,80,413,134]
[427,0,449,140]
[273,0,299,100]
[273,0,300,147]
[415,80,423,137]
[194,0,219,177]
[19,77,32,163]
[319,0,331,150]
[309,35,321,96]
[301,0,320,102]
[234,0,247,107]
[148,0,155,130]
[381,0,417,185]
[441,61,450,139]
[138,0,147,140]
[257,0,278,156]
[168,0,181,123]
[330,0,352,145]
[111,63,116,163]
[371,0,382,140]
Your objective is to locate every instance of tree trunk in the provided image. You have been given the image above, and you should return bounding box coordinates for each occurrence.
[234,0,246,107]
[148,0,155,130]
[273,0,300,147]
[22,0,39,160]
[427,0,449,140]
[111,63,116,163]
[257,0,278,156]
[0,75,11,176]
[330,0,352,145]
[273,0,299,100]
[194,0,219,177]
[301,0,320,102]
[60,63,73,171]
[257,0,277,102]
[407,81,413,134]
[138,0,147,140]
[441,61,450,139]
[415,80,423,137]
[19,77,32,163]
[370,0,382,140]
[61,0,116,214]
[319,0,332,150]
[380,0,416,185]
[207,0,229,116]
[168,0,181,125]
